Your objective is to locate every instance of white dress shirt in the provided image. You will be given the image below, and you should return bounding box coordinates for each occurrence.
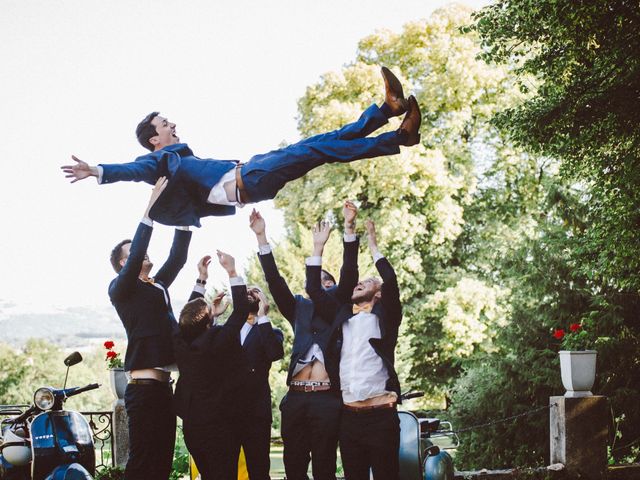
[340,311,391,403]
[240,316,270,345]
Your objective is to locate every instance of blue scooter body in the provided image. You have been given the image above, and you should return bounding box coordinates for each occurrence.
[30,411,94,480]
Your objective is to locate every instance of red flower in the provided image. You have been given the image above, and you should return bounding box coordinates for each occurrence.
[553,329,565,340]
[569,323,581,332]
[106,351,118,360]
[104,340,115,350]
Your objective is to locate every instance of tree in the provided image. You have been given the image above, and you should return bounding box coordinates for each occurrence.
[471,0,640,292]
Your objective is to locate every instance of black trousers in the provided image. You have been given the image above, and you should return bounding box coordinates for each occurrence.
[339,407,400,480]
[232,415,272,480]
[184,417,238,480]
[124,382,176,480]
[280,391,342,480]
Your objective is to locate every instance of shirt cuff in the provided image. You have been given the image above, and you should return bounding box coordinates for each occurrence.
[96,165,104,184]
[305,256,322,266]
[229,276,245,286]
[193,284,206,295]
[141,217,153,227]
[344,233,357,243]
[256,316,270,325]
[176,226,190,231]
[373,252,385,263]
[258,244,272,255]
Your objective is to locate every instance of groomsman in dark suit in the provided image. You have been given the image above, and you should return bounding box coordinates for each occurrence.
[62,67,420,228]
[107,177,189,480]
[249,202,358,480]
[173,250,251,480]
[306,220,403,480]
[232,287,284,480]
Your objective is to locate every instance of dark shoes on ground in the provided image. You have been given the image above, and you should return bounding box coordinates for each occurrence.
[398,95,421,146]
[381,66,408,117]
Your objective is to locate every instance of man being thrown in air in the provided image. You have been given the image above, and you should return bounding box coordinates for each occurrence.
[61,67,421,227]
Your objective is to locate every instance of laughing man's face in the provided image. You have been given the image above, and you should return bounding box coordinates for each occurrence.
[150,115,179,150]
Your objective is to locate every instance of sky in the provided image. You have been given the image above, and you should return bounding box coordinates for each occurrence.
[0,0,487,316]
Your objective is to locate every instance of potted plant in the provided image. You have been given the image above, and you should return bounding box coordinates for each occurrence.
[104,340,126,400]
[552,323,597,397]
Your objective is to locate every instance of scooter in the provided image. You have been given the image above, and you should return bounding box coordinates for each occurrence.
[398,391,457,480]
[0,351,100,480]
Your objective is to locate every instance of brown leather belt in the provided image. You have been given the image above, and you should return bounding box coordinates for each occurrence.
[343,402,397,413]
[128,378,172,386]
[289,381,331,393]
[235,164,251,204]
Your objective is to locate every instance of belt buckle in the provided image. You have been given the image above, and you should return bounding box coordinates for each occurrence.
[304,384,314,393]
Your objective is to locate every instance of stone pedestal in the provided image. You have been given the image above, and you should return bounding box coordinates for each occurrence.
[550,396,608,479]
[113,399,129,468]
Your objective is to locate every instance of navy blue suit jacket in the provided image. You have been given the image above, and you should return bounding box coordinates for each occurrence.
[239,321,284,420]
[305,257,403,399]
[109,222,192,371]
[257,239,359,391]
[99,144,236,227]
[173,283,250,423]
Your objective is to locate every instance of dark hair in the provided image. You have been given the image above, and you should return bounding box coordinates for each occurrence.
[110,239,132,273]
[136,112,160,151]
[247,291,260,315]
[179,297,209,341]
[321,269,336,286]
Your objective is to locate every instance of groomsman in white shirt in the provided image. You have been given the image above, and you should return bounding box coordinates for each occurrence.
[305,219,403,479]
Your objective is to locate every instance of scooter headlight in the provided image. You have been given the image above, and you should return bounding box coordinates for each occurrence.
[34,387,55,410]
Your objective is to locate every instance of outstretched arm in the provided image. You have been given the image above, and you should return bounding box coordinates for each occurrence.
[250,209,297,324]
[61,153,160,185]
[305,222,340,319]
[154,226,192,287]
[217,250,251,333]
[366,220,401,324]
[254,290,285,362]
[109,177,168,301]
[336,200,360,303]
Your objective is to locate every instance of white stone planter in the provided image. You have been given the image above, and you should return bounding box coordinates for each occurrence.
[109,367,128,400]
[559,350,597,397]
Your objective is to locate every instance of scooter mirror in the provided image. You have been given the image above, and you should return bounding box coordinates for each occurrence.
[64,351,83,367]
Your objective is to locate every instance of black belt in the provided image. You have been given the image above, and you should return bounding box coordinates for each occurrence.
[128,378,172,386]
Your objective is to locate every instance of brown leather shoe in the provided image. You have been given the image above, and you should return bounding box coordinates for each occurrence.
[381,66,408,117]
[398,95,421,146]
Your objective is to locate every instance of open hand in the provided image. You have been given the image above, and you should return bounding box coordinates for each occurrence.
[216,250,237,277]
[312,221,332,248]
[61,155,97,183]
[365,219,378,250]
[211,291,229,317]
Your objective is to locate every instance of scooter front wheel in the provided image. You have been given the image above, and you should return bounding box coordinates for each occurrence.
[44,463,93,480]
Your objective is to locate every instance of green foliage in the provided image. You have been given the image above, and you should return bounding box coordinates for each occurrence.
[170,426,190,480]
[471,0,640,292]
[0,340,113,411]
[95,466,124,480]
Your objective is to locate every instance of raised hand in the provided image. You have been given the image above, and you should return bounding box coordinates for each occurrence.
[61,155,98,183]
[256,289,270,317]
[249,209,266,237]
[211,291,229,317]
[144,177,168,218]
[312,221,332,256]
[216,250,238,277]
[197,255,211,282]
[342,200,358,234]
[365,219,379,254]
